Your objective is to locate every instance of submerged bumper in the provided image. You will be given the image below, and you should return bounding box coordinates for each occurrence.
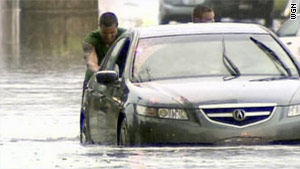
[130,107,300,145]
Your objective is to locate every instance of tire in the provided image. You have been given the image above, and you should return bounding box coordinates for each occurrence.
[118,118,129,146]
[80,105,93,144]
[80,118,89,144]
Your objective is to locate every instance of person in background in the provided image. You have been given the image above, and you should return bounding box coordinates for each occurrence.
[82,12,126,85]
[192,4,215,23]
[80,12,126,142]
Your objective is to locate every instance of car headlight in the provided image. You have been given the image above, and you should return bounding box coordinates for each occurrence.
[158,108,188,120]
[288,105,300,117]
[136,105,188,120]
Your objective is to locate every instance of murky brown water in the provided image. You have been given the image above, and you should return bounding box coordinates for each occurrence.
[1,0,300,168]
[1,54,300,169]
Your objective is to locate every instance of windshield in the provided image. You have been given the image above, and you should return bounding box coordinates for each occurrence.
[132,34,298,82]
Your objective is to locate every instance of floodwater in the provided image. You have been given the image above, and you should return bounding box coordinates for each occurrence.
[1,55,300,169]
[1,0,300,168]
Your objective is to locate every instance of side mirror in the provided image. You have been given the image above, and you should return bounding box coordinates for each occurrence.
[95,70,118,84]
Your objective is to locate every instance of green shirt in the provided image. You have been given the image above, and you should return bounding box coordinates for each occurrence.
[83,28,126,81]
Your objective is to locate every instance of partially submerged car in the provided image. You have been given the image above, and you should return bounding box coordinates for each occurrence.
[80,23,300,146]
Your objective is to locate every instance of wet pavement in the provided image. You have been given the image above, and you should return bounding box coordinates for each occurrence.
[0,55,300,169]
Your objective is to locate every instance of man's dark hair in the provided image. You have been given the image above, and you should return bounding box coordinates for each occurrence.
[99,12,118,27]
[193,4,213,21]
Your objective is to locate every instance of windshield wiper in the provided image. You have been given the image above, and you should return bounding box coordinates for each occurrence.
[250,37,292,77]
[134,67,152,82]
[250,76,298,82]
[222,37,241,76]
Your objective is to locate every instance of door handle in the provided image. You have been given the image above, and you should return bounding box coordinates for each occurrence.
[92,91,104,98]
[86,88,93,93]
[87,88,105,98]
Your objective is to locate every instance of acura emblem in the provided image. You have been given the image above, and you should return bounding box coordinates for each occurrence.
[233,109,246,121]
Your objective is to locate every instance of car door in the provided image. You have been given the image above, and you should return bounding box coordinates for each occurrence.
[86,36,131,144]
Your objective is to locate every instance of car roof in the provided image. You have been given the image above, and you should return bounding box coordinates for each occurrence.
[134,23,270,38]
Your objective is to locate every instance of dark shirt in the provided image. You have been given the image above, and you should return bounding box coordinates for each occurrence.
[83,28,126,81]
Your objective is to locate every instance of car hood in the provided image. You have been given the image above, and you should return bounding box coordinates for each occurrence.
[132,76,300,107]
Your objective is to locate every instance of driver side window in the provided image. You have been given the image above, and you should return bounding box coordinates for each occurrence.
[103,37,131,77]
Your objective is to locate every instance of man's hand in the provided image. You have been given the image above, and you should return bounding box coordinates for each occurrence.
[83,42,100,73]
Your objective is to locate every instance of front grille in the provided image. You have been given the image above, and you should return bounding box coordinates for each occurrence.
[199,103,276,128]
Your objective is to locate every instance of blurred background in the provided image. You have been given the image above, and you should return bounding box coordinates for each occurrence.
[0,0,159,66]
[0,0,298,62]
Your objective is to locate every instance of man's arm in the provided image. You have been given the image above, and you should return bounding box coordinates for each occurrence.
[83,42,100,73]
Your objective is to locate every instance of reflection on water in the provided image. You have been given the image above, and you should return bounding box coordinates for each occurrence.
[2,141,300,169]
[0,55,85,142]
[1,0,300,168]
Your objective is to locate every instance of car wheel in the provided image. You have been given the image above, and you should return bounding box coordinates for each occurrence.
[80,105,93,144]
[80,118,89,144]
[118,118,129,146]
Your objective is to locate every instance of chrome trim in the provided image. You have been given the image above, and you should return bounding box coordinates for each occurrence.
[199,103,277,128]
[207,111,271,117]
[233,109,246,121]
[245,111,271,116]
[207,113,232,117]
[199,103,277,109]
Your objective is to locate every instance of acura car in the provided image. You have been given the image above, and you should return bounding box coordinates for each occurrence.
[80,23,300,146]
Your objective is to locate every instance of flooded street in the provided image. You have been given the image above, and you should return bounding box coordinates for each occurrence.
[1,0,300,168]
[0,55,300,169]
